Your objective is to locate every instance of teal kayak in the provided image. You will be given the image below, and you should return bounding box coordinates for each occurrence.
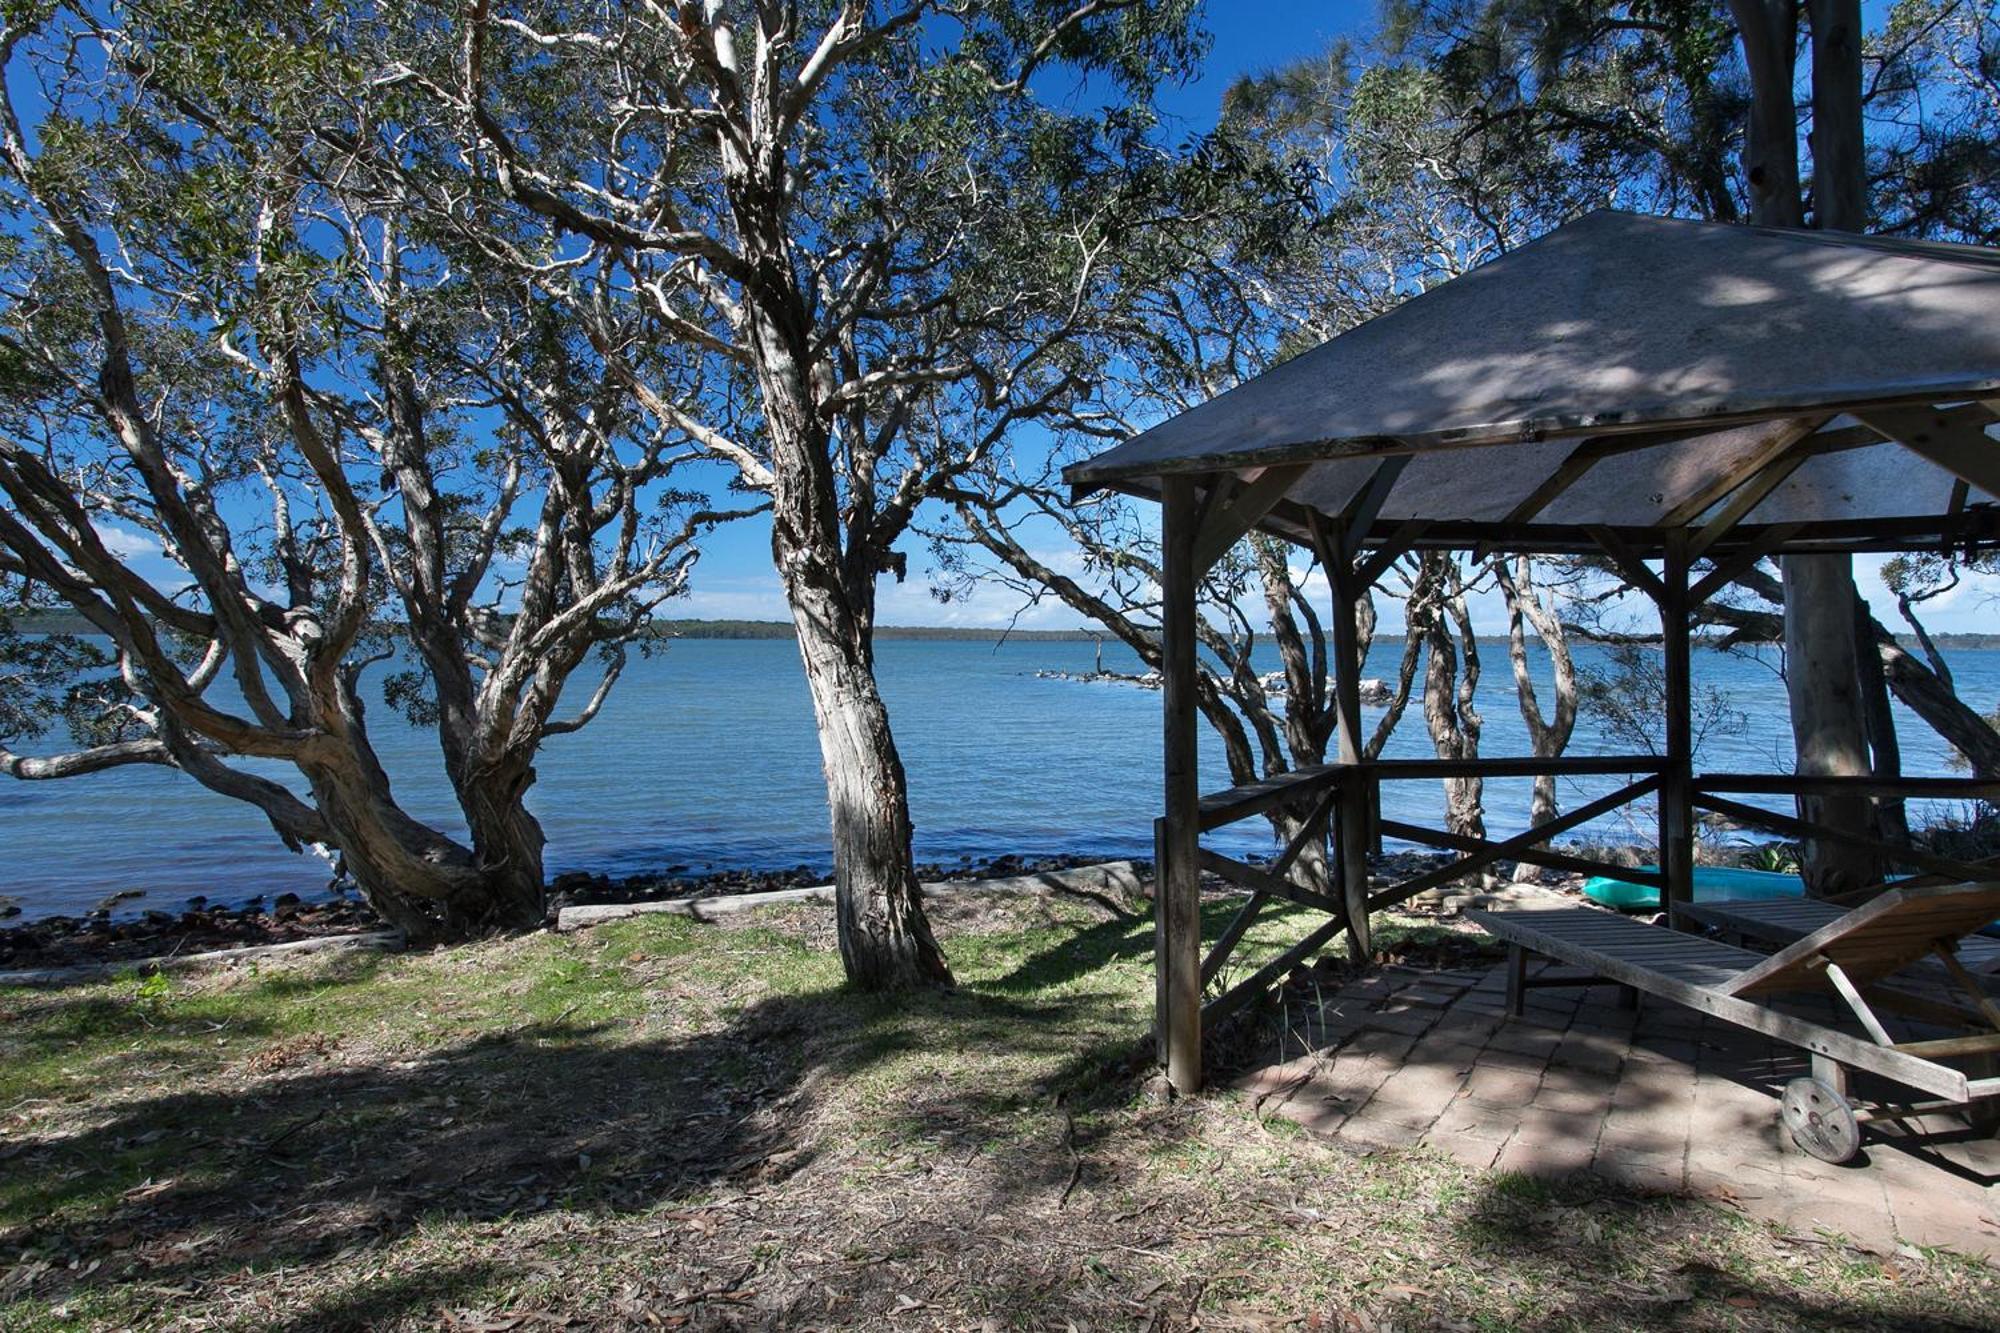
[1581,864,1803,912]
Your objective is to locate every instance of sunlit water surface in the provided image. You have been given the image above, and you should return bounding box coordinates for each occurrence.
[4,637,1996,918]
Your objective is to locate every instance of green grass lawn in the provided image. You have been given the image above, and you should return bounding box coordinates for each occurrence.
[2,886,1996,1330]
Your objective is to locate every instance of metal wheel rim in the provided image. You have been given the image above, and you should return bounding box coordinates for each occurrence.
[1781,1076,1860,1164]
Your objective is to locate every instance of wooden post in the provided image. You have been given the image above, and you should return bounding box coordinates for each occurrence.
[1158,474,1204,1094]
[1328,528,1372,962]
[1151,815,1170,1068]
[1659,534,1695,926]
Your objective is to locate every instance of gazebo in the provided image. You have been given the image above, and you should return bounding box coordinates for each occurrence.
[1064,211,2000,1093]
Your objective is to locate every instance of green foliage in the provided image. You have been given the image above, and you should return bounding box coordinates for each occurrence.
[1370,1,1998,240]
[1575,639,1745,760]
[0,580,131,748]
[1742,842,1801,875]
[128,968,173,1014]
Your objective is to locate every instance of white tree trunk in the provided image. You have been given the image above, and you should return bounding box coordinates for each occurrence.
[788,580,953,990]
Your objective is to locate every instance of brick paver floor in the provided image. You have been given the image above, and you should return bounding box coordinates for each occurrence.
[1237,959,2000,1261]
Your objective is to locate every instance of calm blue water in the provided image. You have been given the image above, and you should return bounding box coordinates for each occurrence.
[3,637,1996,919]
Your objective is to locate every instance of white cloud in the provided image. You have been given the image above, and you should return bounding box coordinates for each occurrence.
[670,574,791,621]
[92,522,163,560]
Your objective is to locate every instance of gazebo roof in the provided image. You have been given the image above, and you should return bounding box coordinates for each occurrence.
[1066,211,2000,555]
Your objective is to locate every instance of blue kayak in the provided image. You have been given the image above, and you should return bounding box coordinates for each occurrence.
[1581,864,1803,912]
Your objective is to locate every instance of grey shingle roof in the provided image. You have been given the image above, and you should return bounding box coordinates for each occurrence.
[1065,212,2000,555]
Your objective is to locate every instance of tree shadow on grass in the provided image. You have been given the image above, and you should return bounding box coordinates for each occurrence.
[990,894,1282,996]
[0,961,1134,1330]
[1452,1172,1991,1331]
[0,954,399,1078]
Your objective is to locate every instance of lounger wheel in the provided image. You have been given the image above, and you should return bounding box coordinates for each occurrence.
[1781,1077,1860,1164]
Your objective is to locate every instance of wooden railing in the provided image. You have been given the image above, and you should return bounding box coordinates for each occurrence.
[1190,754,1669,1024]
[1190,759,2000,1026]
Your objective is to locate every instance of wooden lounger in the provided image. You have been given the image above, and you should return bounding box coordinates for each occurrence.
[1681,896,2000,981]
[1468,884,2000,1163]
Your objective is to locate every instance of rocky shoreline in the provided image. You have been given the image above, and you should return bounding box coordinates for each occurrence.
[0,851,1131,974]
[0,833,1675,976]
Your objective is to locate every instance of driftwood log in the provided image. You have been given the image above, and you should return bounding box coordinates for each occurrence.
[555,860,1146,933]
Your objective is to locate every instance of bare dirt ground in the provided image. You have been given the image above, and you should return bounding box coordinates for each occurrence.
[4,884,1997,1330]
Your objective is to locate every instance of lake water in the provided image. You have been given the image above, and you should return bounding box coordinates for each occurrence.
[3,637,1997,919]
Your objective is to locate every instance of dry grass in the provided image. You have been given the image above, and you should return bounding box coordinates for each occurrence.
[2,885,1997,1331]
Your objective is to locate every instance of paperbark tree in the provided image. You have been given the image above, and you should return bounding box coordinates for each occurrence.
[949,32,1615,862]
[1703,568,2000,779]
[0,12,741,941]
[1727,0,1880,894]
[415,0,1203,989]
[1410,554,1486,841]
[1492,554,1579,838]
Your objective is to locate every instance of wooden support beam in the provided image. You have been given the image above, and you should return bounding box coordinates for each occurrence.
[1367,776,1662,911]
[1941,477,1975,554]
[1197,762,1342,832]
[1191,464,1310,575]
[1152,817,1169,1067]
[1158,475,1204,1094]
[1687,463,1807,561]
[1337,458,1410,562]
[1657,533,1695,925]
[1688,522,1805,604]
[1201,916,1348,1027]
[1586,525,1668,604]
[1497,436,1619,530]
[1267,783,1339,882]
[1489,426,1734,552]
[1855,404,2000,502]
[1201,892,1266,988]
[1355,520,1431,588]
[1370,754,1665,780]
[1695,773,2000,798]
[1825,959,1896,1046]
[1657,416,1826,528]
[1891,1032,2000,1061]
[1377,819,1669,886]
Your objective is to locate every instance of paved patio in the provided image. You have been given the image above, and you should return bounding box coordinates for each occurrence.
[1238,959,2000,1260]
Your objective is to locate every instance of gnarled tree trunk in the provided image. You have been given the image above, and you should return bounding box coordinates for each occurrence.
[1495,555,1578,879]
[307,761,545,942]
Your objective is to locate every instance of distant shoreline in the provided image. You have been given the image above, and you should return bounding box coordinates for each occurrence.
[17,609,2000,650]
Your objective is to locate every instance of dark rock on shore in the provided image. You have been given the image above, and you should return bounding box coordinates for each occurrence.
[0,896,382,973]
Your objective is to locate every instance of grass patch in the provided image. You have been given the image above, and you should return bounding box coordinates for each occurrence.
[1,886,1995,1330]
